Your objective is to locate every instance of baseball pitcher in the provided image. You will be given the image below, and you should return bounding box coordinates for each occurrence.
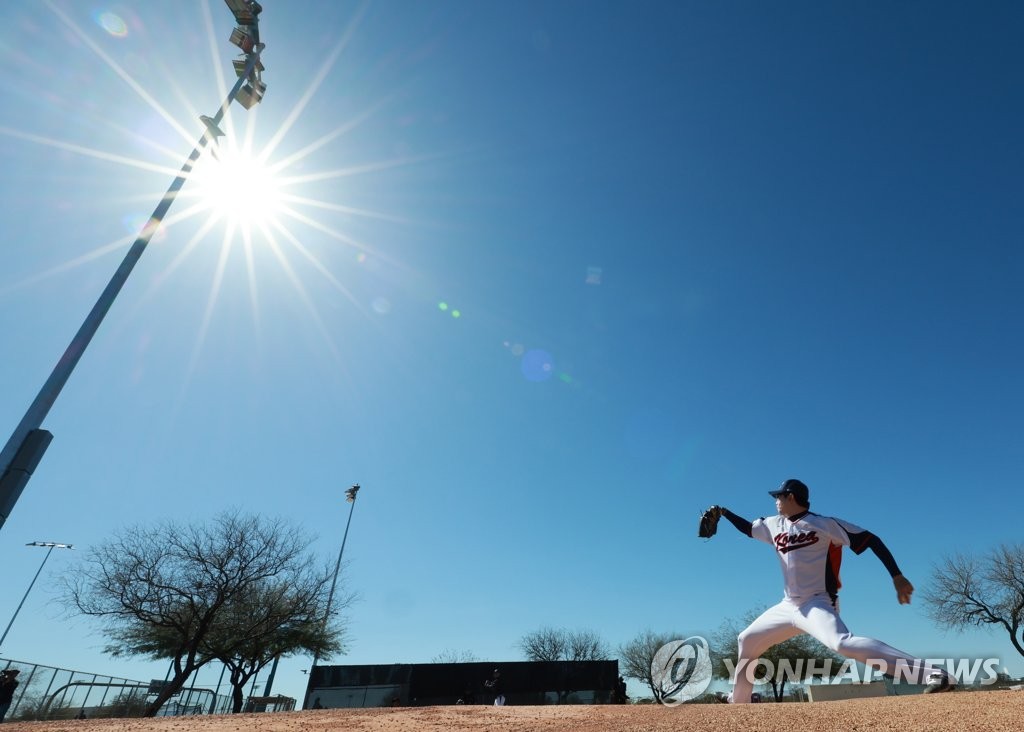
[700,478,955,703]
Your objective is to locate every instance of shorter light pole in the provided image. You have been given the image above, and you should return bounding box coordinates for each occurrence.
[326,484,360,623]
[304,484,360,708]
[0,541,73,650]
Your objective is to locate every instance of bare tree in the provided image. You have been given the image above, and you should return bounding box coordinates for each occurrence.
[61,511,345,716]
[205,577,349,712]
[519,627,567,661]
[567,629,610,661]
[617,629,683,702]
[712,609,844,700]
[922,545,1024,660]
[518,627,610,662]
[430,649,479,663]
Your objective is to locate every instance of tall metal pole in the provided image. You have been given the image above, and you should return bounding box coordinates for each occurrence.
[262,654,280,698]
[0,5,266,533]
[0,542,73,650]
[304,484,360,708]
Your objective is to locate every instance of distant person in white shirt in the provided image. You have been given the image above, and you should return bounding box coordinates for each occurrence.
[484,668,505,706]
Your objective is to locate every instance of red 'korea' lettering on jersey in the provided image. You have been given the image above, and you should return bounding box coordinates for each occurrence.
[774,530,819,553]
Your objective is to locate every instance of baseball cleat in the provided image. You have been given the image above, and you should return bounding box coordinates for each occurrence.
[923,671,955,694]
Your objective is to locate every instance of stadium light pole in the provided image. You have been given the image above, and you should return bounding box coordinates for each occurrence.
[0,542,74,651]
[304,483,361,708]
[0,1,268,534]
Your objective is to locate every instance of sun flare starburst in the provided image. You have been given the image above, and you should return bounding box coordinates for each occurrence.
[2,2,439,389]
[192,146,284,230]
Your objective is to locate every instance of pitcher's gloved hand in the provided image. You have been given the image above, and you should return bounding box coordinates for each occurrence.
[698,505,723,538]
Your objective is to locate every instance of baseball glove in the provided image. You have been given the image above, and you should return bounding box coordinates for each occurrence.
[698,505,723,538]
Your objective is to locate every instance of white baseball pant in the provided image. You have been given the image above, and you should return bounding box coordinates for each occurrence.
[729,595,947,703]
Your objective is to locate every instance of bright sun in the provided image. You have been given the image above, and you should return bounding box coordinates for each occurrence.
[193,147,283,229]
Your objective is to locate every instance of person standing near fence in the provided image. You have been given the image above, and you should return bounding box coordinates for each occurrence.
[0,669,20,722]
[484,668,505,706]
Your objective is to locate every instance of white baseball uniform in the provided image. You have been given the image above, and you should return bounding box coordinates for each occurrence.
[728,509,948,704]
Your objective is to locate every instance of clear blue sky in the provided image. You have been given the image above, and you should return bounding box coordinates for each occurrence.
[1,0,1022,705]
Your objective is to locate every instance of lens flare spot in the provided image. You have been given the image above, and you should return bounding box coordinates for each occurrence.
[438,302,448,311]
[372,297,391,314]
[521,349,554,382]
[95,11,128,37]
[356,253,367,263]
[451,310,461,318]
[586,266,603,285]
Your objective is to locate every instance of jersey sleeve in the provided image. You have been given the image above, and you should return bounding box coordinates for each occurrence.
[749,517,774,545]
[830,517,873,554]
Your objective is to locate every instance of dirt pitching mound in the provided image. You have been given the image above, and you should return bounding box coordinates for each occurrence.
[3,691,1019,732]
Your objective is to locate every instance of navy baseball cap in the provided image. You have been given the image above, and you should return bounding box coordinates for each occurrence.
[768,478,809,505]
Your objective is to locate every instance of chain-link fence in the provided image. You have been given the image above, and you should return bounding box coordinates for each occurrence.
[0,658,237,720]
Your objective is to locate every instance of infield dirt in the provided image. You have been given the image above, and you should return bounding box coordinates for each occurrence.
[2,691,1019,732]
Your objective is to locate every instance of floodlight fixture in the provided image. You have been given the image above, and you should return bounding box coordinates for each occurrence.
[229,26,256,53]
[233,56,265,79]
[235,79,267,110]
[224,0,262,25]
[26,541,73,549]
[226,1,265,110]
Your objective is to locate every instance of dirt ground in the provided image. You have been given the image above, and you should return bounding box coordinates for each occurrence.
[3,691,1020,732]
